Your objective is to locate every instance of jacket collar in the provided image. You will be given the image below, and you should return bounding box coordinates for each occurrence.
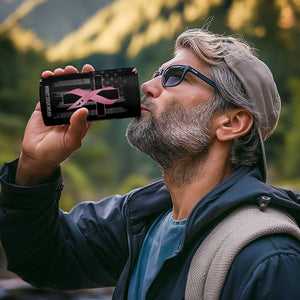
[126,166,300,241]
[126,180,172,235]
[185,166,300,243]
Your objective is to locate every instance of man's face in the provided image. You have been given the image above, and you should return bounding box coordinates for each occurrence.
[141,48,214,116]
[126,48,216,170]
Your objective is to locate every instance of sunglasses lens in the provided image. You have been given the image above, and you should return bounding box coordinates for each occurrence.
[163,66,185,87]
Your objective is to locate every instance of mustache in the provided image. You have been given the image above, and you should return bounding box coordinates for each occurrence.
[141,96,156,111]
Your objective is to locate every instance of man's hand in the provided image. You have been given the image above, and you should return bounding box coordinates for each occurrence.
[16,64,95,186]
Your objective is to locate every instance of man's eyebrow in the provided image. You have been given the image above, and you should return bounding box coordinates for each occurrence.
[158,63,172,71]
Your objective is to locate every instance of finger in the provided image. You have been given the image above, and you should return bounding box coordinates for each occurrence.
[53,68,64,76]
[64,65,79,75]
[42,70,54,78]
[66,108,89,151]
[81,64,95,73]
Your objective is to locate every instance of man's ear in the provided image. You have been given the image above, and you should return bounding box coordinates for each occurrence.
[214,109,253,142]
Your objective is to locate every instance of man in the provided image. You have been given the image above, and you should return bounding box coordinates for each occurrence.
[1,28,300,299]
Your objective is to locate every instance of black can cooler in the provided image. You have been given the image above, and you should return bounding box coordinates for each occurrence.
[40,67,141,126]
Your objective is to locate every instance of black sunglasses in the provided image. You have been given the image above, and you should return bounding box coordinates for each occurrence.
[152,64,216,89]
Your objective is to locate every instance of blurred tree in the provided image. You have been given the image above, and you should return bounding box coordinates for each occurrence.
[282,77,300,178]
[0,35,47,118]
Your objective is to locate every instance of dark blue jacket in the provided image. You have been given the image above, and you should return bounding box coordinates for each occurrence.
[1,159,300,299]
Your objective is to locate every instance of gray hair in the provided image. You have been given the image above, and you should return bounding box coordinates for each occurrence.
[175,28,261,169]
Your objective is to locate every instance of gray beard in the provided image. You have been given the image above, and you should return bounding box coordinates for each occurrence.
[126,98,214,184]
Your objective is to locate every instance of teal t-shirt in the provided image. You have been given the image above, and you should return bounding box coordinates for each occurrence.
[127,210,187,300]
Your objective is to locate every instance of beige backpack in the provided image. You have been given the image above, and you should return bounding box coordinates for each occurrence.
[185,204,300,300]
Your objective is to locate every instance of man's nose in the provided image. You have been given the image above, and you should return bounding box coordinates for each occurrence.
[141,76,163,98]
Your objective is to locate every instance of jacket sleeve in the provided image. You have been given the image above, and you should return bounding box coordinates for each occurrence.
[0,159,129,290]
[221,234,300,300]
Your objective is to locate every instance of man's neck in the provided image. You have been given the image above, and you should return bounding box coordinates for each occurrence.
[163,143,234,220]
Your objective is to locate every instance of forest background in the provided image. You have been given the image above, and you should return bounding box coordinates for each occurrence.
[0,0,300,217]
[0,0,300,294]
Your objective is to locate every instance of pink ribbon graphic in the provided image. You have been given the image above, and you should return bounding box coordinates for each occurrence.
[65,87,118,110]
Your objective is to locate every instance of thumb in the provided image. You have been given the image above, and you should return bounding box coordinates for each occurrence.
[65,108,89,152]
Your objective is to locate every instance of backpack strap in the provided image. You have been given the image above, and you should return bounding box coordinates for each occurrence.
[185,205,300,300]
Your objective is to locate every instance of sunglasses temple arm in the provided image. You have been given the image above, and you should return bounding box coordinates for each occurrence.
[191,69,216,88]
